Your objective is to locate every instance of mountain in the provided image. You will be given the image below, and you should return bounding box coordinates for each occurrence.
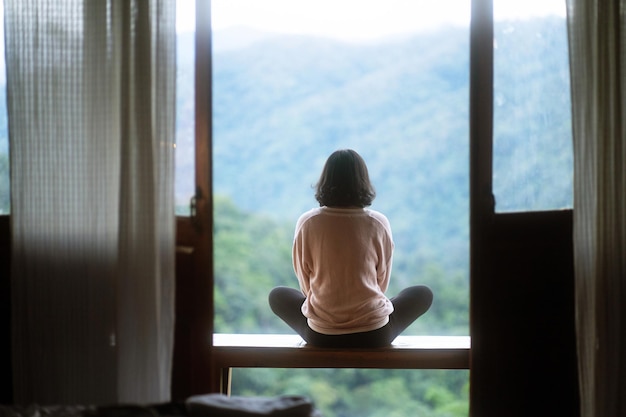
[208,26,469,262]
[175,16,571,271]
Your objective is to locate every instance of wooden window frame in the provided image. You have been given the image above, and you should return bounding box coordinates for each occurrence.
[175,0,492,397]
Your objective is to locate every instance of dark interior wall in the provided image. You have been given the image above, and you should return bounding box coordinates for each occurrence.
[171,248,196,400]
[0,218,207,403]
[471,210,579,416]
[0,222,204,403]
[0,216,12,404]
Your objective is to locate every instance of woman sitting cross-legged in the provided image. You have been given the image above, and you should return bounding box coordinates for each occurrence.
[269,149,433,348]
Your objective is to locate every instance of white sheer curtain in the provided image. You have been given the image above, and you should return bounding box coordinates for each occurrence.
[567,1,626,416]
[7,0,176,405]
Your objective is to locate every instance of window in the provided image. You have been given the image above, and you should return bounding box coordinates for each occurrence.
[210,0,470,336]
[204,1,471,416]
[231,368,470,417]
[175,0,196,215]
[175,0,573,416]
[492,0,572,212]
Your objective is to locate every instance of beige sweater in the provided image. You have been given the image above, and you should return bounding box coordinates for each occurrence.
[292,206,395,335]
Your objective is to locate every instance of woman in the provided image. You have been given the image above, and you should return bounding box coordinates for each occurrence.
[269,149,433,348]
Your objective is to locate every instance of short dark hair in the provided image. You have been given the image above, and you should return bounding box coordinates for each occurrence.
[315,149,376,208]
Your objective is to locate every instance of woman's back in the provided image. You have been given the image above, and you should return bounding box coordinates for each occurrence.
[293,206,394,334]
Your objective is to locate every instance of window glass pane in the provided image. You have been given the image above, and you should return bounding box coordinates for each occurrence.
[175,0,195,216]
[232,368,469,417]
[208,1,470,414]
[0,2,9,215]
[493,0,572,212]
[212,0,470,336]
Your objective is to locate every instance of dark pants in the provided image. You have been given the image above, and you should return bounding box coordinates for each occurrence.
[268,285,433,348]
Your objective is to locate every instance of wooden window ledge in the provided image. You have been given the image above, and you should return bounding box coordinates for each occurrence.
[212,333,470,394]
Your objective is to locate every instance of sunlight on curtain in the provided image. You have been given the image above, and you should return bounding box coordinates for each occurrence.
[566,0,626,415]
[6,0,176,404]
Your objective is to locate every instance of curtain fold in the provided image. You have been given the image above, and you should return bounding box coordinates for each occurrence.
[7,0,176,405]
[566,1,626,416]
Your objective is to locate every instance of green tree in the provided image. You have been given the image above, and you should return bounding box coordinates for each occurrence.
[214,195,294,333]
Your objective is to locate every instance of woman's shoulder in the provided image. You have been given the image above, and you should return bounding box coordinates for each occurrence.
[295,207,323,230]
[364,209,392,230]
